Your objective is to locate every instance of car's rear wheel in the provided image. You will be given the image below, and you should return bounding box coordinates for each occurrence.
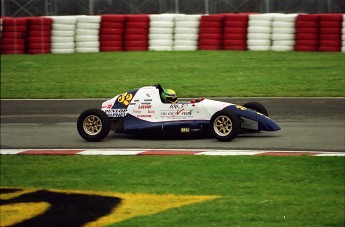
[211,109,240,141]
[77,109,110,142]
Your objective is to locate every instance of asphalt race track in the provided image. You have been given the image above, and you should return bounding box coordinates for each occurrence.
[1,98,344,152]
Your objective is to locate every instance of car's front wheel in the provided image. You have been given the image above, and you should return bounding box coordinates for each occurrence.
[77,109,110,142]
[243,102,268,116]
[211,109,241,142]
[243,102,268,133]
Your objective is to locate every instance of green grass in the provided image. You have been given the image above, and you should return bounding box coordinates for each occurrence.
[1,155,344,226]
[1,51,344,225]
[1,51,344,98]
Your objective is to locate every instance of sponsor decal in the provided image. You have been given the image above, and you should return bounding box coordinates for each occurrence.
[160,111,175,117]
[0,187,219,226]
[181,128,190,133]
[169,104,186,109]
[133,109,154,118]
[176,108,185,115]
[118,92,133,106]
[112,89,138,109]
[137,115,152,118]
[235,105,269,118]
[181,110,192,116]
[138,104,152,109]
[236,105,247,111]
[105,109,127,117]
[160,109,193,119]
[257,112,268,117]
[159,104,193,119]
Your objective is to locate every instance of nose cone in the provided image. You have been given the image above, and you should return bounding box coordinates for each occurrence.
[259,118,281,131]
[225,105,281,131]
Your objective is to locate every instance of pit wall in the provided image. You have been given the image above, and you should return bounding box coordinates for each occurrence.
[1,13,344,54]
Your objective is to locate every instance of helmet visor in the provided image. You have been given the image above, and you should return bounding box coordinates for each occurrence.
[166,96,177,103]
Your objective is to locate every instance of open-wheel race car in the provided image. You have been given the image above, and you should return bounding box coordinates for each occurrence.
[77,84,280,142]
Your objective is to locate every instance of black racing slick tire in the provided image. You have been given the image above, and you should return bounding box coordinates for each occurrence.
[77,109,110,142]
[211,109,241,142]
[243,102,269,116]
[243,102,269,133]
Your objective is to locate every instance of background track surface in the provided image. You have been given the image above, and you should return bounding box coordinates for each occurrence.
[1,98,344,152]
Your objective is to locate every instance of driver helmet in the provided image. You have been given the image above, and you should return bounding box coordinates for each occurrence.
[161,89,177,103]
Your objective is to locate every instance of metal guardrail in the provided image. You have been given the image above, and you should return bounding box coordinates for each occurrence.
[1,0,345,17]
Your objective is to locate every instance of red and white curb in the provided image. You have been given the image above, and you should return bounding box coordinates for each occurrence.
[0,149,344,156]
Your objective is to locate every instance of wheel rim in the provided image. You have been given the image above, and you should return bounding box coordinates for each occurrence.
[214,115,232,136]
[83,115,102,135]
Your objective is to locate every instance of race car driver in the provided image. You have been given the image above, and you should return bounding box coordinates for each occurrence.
[161,89,177,103]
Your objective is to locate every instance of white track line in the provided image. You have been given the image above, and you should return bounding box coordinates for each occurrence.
[0,149,344,156]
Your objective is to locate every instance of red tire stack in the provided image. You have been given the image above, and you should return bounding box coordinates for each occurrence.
[124,15,149,51]
[1,17,28,54]
[294,14,319,52]
[26,17,52,54]
[223,14,249,51]
[198,15,224,50]
[318,14,343,52]
[100,14,126,52]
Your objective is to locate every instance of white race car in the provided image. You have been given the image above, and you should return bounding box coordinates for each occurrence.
[77,84,280,142]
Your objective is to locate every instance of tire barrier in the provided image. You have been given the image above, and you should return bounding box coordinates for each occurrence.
[1,13,344,54]
[318,14,343,52]
[174,15,201,51]
[271,14,297,51]
[198,15,224,50]
[75,16,101,53]
[295,14,319,52]
[124,15,149,51]
[223,14,249,51]
[149,14,176,51]
[343,15,345,52]
[247,13,277,51]
[48,16,77,54]
[26,17,52,54]
[100,14,125,52]
[1,17,28,54]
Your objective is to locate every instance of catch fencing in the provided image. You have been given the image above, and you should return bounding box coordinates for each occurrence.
[1,0,345,17]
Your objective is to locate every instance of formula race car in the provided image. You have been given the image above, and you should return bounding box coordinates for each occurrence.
[77,84,280,142]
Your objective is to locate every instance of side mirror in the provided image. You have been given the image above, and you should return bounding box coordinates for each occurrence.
[191,100,196,106]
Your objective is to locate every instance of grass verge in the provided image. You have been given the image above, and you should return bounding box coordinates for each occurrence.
[1,51,344,98]
[1,155,344,226]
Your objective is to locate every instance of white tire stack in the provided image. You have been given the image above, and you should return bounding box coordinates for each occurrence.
[149,14,175,51]
[75,16,101,53]
[247,14,275,51]
[341,14,345,53]
[173,15,201,51]
[271,14,297,51]
[48,16,77,54]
